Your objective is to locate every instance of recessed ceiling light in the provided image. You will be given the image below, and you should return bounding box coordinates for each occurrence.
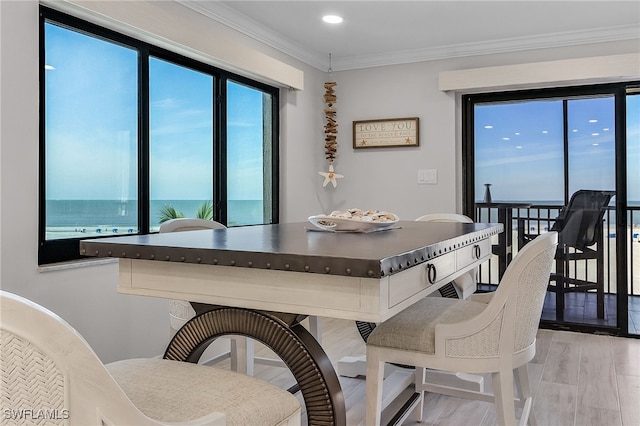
[322,15,343,24]
[44,64,55,70]
[484,125,493,129]
[589,119,598,123]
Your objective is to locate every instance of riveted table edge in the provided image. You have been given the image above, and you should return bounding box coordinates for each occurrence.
[80,223,503,279]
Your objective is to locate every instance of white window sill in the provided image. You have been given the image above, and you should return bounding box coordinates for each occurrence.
[38,257,118,273]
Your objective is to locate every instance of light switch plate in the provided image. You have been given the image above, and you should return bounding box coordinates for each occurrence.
[418,169,437,184]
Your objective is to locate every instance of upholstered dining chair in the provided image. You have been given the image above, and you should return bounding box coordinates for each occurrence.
[415,213,477,299]
[159,218,228,339]
[159,218,256,373]
[365,231,558,426]
[0,290,301,426]
[354,213,477,348]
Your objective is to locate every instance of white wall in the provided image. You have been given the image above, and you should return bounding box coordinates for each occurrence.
[1,0,637,362]
[317,41,640,221]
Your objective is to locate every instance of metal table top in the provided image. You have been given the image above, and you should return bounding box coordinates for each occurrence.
[80,221,502,279]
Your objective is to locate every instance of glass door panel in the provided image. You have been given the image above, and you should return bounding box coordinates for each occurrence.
[471,91,620,331]
[559,96,617,326]
[474,100,564,203]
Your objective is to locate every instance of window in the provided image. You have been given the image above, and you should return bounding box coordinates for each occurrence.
[226,80,276,226]
[473,99,565,202]
[471,95,618,203]
[148,57,214,231]
[39,7,279,264]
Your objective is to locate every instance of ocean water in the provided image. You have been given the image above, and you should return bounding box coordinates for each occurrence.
[474,200,640,226]
[45,199,263,238]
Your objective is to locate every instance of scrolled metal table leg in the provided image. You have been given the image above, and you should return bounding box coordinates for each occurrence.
[164,306,346,426]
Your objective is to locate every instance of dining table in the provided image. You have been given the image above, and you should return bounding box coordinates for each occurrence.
[80,220,502,426]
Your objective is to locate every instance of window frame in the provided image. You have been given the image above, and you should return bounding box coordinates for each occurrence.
[38,6,279,265]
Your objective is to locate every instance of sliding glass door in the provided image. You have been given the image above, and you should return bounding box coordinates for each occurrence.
[464,83,635,335]
[628,91,640,335]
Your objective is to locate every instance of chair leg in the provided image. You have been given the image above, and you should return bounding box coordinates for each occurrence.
[230,337,255,376]
[492,368,517,426]
[555,251,566,322]
[414,367,427,422]
[308,315,322,344]
[515,365,536,426]
[365,348,386,426]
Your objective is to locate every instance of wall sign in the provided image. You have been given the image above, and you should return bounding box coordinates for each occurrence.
[353,117,419,149]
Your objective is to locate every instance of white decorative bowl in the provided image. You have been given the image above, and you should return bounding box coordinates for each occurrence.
[307,213,399,233]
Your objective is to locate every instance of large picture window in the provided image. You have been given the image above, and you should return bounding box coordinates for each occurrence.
[39,7,279,264]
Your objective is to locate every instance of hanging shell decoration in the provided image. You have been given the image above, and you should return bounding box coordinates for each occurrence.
[319,81,343,187]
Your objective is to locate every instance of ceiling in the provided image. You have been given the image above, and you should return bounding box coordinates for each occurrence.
[181,1,640,71]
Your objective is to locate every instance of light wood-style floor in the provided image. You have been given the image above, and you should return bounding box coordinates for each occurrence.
[243,317,640,426]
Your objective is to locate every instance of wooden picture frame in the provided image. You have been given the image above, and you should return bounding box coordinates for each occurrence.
[353,117,419,149]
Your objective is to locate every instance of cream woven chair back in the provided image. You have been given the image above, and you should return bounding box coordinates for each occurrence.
[512,233,558,352]
[489,231,558,355]
[1,329,66,425]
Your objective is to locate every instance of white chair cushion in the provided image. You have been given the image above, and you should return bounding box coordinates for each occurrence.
[107,358,300,425]
[367,298,486,354]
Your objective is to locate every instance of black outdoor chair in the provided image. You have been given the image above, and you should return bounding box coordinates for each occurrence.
[519,190,615,321]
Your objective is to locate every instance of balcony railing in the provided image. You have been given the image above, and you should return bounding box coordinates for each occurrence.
[474,203,640,297]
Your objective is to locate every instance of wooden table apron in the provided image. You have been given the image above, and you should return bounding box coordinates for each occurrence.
[80,221,502,426]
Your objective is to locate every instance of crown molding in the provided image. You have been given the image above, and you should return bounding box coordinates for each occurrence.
[181,1,639,72]
[179,0,325,69]
[333,25,640,71]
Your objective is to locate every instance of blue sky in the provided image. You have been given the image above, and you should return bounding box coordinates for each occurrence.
[475,96,639,203]
[45,22,265,202]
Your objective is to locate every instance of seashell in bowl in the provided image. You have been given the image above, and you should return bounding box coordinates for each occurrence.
[308,208,399,232]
